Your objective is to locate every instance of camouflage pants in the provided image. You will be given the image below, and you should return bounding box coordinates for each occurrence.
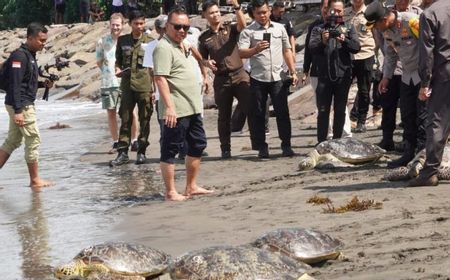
[1,105,40,163]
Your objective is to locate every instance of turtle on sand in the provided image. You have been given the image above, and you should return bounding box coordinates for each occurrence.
[298,138,385,171]
[385,146,450,181]
[54,242,171,280]
[169,245,312,280]
[252,228,344,265]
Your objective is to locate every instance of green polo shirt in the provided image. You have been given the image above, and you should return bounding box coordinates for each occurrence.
[153,35,202,119]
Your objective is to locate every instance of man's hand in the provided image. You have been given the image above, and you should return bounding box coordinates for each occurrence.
[14,113,24,127]
[164,107,177,128]
[202,79,209,94]
[255,41,270,53]
[378,78,390,94]
[44,79,54,88]
[203,59,218,72]
[336,33,346,43]
[322,30,330,45]
[301,72,308,85]
[292,74,299,86]
[151,93,156,104]
[419,87,431,101]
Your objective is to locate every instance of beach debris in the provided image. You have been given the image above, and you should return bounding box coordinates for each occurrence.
[298,138,385,171]
[169,245,310,280]
[49,122,71,129]
[323,196,383,214]
[54,242,171,280]
[307,194,332,205]
[252,228,344,265]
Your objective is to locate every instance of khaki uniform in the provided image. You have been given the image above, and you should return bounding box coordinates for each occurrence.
[115,33,154,153]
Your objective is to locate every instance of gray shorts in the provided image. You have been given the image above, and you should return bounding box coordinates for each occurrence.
[101,87,121,110]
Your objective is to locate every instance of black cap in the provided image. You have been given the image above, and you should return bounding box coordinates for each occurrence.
[364,0,388,27]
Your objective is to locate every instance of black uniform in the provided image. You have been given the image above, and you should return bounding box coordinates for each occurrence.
[309,22,360,143]
[418,0,450,179]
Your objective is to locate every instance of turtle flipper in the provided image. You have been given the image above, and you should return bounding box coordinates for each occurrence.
[298,150,320,171]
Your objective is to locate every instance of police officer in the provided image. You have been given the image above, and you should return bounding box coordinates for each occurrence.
[270,1,296,61]
[110,10,154,166]
[199,0,255,159]
[0,22,54,188]
[309,0,360,144]
[410,0,449,186]
[365,0,427,168]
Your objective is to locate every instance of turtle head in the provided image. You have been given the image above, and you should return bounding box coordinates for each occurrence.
[54,260,87,279]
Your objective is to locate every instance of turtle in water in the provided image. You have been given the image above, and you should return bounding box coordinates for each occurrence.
[252,228,344,265]
[385,146,450,181]
[54,242,171,280]
[298,138,385,171]
[169,245,311,280]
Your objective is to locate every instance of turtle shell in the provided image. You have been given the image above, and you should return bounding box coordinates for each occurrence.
[316,138,385,164]
[252,228,344,264]
[169,245,310,280]
[74,242,170,277]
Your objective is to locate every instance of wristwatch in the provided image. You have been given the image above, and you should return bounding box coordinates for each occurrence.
[234,5,241,10]
[290,70,298,76]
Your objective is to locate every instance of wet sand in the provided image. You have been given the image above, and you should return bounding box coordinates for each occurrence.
[80,84,450,279]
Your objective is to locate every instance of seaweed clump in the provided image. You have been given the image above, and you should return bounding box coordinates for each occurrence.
[323,196,383,214]
[307,194,332,205]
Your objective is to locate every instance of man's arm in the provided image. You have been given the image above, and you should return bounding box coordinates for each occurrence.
[308,26,326,54]
[155,75,177,127]
[233,0,247,32]
[95,38,104,69]
[238,28,268,59]
[281,28,298,85]
[340,25,360,54]
[7,51,27,114]
[418,12,434,89]
[191,46,209,91]
[115,36,123,73]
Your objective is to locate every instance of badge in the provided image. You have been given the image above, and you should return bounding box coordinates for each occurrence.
[12,61,21,68]
[401,27,409,38]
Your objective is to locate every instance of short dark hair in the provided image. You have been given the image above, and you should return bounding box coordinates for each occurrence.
[27,22,47,38]
[273,1,285,8]
[168,5,188,22]
[202,0,218,12]
[128,9,145,22]
[251,0,269,9]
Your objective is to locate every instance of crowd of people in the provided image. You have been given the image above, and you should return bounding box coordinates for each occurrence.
[1,0,449,200]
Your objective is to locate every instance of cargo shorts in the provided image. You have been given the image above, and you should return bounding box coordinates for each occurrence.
[101,87,121,110]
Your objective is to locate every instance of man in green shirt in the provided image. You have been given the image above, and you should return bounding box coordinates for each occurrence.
[153,7,213,201]
[110,10,154,166]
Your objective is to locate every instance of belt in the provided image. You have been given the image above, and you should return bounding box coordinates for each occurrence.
[215,67,243,77]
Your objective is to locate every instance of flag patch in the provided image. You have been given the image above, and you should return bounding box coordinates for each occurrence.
[12,61,21,68]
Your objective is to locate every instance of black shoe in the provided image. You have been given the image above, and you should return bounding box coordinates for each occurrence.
[131,141,139,152]
[135,153,146,165]
[109,151,129,167]
[387,152,415,168]
[108,142,119,154]
[221,150,231,159]
[353,123,367,133]
[408,174,439,187]
[281,146,295,157]
[378,139,395,151]
[258,146,269,159]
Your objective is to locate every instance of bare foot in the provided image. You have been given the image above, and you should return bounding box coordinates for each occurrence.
[30,178,54,188]
[166,192,188,202]
[185,186,214,196]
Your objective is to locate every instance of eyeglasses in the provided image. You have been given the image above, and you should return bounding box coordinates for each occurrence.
[169,22,190,32]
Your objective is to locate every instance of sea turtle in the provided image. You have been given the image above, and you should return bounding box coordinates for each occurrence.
[298,138,385,171]
[252,228,344,265]
[385,146,450,181]
[54,242,171,280]
[169,245,311,280]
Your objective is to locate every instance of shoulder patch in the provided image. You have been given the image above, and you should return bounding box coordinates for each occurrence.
[408,18,420,38]
[12,61,21,68]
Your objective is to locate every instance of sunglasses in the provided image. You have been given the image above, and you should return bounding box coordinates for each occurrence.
[169,22,190,32]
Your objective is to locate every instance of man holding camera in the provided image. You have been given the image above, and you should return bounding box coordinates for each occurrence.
[238,0,298,159]
[0,23,54,188]
[309,0,360,144]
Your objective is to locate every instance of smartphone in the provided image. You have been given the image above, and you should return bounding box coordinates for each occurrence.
[263,32,271,45]
[116,67,130,77]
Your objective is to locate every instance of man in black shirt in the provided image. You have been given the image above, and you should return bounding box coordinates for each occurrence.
[270,1,296,60]
[0,22,54,188]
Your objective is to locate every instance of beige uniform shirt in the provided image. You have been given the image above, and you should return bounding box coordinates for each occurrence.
[344,5,375,60]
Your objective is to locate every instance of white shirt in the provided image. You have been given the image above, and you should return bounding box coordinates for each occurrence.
[143,40,159,99]
[112,0,123,6]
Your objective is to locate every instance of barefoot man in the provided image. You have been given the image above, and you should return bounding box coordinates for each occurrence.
[153,7,213,201]
[0,22,54,188]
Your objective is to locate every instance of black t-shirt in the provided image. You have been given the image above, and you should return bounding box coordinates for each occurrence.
[270,15,295,38]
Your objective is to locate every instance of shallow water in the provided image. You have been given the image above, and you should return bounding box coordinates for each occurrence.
[0,96,164,280]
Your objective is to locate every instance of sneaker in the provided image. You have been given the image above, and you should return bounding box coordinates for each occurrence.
[281,146,295,157]
[109,151,129,167]
[353,123,367,133]
[108,142,119,154]
[221,150,231,159]
[135,153,146,165]
[265,129,270,136]
[258,146,269,159]
[131,141,139,152]
[408,174,438,187]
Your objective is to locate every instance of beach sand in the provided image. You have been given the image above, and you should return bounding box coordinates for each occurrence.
[81,85,450,279]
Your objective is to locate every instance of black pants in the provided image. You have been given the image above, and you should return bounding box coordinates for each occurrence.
[316,76,352,143]
[231,98,269,133]
[380,75,401,141]
[250,78,291,150]
[350,56,374,124]
[399,80,427,151]
[214,71,254,152]
[422,80,450,177]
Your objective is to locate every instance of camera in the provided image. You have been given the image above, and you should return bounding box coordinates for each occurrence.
[325,10,344,38]
[39,55,70,101]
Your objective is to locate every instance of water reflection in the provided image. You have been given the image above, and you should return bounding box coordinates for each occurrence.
[18,191,52,280]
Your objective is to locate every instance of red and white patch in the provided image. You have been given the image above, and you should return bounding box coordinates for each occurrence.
[12,61,21,68]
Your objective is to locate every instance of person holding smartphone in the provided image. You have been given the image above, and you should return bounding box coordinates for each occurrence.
[238,0,298,159]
